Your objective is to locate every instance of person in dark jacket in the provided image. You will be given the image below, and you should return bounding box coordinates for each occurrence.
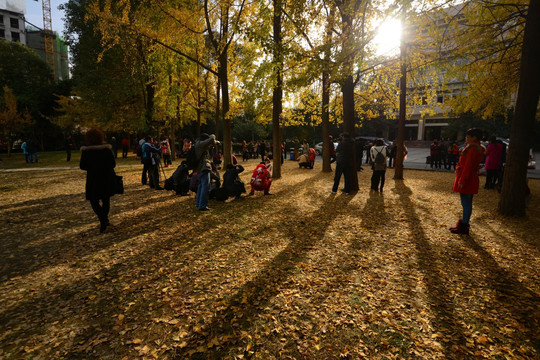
[223,163,246,199]
[142,136,163,190]
[80,128,117,233]
[331,132,354,194]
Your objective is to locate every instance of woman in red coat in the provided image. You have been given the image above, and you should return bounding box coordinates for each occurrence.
[450,128,485,235]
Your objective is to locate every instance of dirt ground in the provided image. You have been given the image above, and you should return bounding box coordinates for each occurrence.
[0,160,538,359]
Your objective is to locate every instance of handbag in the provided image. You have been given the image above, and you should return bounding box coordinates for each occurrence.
[114,175,124,194]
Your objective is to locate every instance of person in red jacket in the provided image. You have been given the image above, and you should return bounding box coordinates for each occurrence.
[249,162,272,195]
[450,128,485,235]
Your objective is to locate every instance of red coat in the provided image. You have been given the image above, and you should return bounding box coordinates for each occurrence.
[452,143,485,194]
[484,143,502,170]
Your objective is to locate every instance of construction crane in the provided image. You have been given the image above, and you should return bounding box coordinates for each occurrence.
[33,0,56,78]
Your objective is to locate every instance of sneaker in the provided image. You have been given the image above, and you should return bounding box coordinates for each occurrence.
[331,191,337,194]
[264,193,273,196]
[199,207,211,211]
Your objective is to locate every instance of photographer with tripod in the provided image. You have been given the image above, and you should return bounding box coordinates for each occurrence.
[142,136,164,190]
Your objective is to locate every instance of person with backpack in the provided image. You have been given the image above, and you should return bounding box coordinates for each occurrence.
[370,139,388,192]
[142,136,163,190]
[193,133,217,211]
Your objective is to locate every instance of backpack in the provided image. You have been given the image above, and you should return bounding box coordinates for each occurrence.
[185,147,199,170]
[136,144,143,157]
[374,147,386,171]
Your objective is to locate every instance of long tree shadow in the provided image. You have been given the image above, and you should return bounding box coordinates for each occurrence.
[461,235,540,351]
[0,185,186,281]
[0,171,341,358]
[394,181,467,359]
[172,193,354,358]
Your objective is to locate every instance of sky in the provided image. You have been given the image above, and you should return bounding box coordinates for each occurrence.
[24,0,67,36]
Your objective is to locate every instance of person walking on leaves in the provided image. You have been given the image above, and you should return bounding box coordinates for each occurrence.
[80,128,117,233]
[194,133,218,211]
[370,139,388,192]
[450,128,485,235]
[331,132,354,195]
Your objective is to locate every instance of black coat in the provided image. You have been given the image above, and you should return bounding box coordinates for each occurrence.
[80,144,116,200]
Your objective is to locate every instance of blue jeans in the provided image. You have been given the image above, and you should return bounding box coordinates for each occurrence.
[460,193,474,224]
[196,171,210,209]
[30,153,38,163]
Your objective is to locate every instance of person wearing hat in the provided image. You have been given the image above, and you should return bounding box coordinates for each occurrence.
[331,132,354,194]
[194,133,217,211]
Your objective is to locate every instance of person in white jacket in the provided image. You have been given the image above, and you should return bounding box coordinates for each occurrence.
[370,139,388,192]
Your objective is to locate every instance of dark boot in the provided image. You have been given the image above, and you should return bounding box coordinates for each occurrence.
[450,219,462,232]
[450,220,469,235]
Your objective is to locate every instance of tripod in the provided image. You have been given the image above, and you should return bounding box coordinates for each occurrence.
[159,160,167,187]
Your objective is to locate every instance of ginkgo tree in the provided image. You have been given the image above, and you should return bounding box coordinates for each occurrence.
[0,87,33,157]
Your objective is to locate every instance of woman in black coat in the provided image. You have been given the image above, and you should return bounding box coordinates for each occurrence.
[80,128,116,233]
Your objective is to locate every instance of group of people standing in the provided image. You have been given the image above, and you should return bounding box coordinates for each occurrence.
[79,127,495,238]
[21,139,39,163]
[429,139,461,170]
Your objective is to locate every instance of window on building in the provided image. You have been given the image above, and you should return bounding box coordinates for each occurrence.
[437,95,444,104]
[0,29,5,39]
[0,16,4,25]
[422,97,428,105]
[10,18,19,29]
[12,32,20,42]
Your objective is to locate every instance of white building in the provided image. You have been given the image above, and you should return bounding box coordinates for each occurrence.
[0,0,26,44]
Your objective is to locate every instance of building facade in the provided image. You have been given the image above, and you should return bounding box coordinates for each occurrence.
[0,0,26,44]
[26,28,70,80]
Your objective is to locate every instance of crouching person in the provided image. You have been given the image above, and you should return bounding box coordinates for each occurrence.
[223,163,246,199]
[249,162,272,196]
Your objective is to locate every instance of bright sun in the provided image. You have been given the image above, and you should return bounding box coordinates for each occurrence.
[373,19,402,56]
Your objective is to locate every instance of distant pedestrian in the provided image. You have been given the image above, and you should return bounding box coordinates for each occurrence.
[80,128,117,233]
[259,140,267,162]
[484,136,503,189]
[302,139,309,156]
[121,137,129,158]
[430,140,441,169]
[65,135,74,162]
[370,139,388,192]
[142,136,163,190]
[27,138,38,163]
[111,137,118,158]
[331,132,353,194]
[21,140,29,163]
[450,128,485,235]
[388,142,397,168]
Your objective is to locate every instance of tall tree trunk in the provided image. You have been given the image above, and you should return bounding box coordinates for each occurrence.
[145,82,155,127]
[341,11,359,192]
[219,51,232,167]
[498,0,540,216]
[215,78,221,140]
[321,70,331,172]
[272,0,283,179]
[321,8,333,173]
[342,76,359,192]
[394,1,408,180]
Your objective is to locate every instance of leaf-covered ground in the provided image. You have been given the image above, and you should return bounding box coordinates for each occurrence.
[1,160,539,359]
